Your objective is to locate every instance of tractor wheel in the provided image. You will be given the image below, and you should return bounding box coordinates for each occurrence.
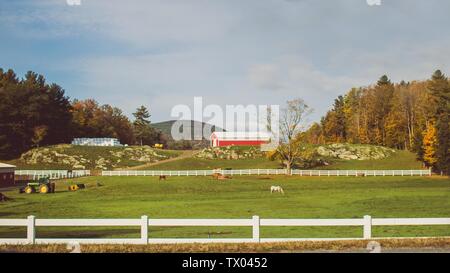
[39,184,49,194]
[69,185,79,191]
[24,186,34,194]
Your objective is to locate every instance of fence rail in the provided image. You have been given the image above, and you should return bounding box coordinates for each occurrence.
[102,169,432,177]
[12,169,432,179]
[15,170,91,180]
[0,215,448,245]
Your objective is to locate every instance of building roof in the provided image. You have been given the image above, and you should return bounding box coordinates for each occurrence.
[0,163,16,168]
[211,131,271,140]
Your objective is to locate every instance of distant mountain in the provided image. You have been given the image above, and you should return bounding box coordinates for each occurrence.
[151,120,225,140]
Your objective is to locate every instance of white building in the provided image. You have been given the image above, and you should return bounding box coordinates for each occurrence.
[71,138,123,147]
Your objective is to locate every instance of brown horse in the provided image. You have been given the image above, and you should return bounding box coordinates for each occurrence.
[159,175,167,181]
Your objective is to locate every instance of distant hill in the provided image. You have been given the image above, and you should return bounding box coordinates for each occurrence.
[151,120,224,140]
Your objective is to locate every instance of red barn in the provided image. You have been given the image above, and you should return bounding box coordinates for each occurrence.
[0,163,16,187]
[210,132,271,147]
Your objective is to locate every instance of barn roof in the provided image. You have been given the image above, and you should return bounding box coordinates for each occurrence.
[211,131,271,140]
[0,163,16,168]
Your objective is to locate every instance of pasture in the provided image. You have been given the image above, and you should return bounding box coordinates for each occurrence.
[1,175,449,240]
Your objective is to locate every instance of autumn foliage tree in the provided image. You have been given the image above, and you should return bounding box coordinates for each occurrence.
[305,71,449,173]
[71,99,135,145]
[422,122,438,169]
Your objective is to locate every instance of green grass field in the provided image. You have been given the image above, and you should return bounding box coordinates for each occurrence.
[1,175,449,240]
[145,157,282,170]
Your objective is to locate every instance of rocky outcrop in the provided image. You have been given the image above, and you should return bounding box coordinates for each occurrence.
[109,147,167,162]
[195,143,395,162]
[19,145,171,170]
[316,143,395,160]
[20,146,89,169]
[194,146,263,160]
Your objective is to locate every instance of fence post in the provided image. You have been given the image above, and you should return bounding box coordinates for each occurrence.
[252,215,260,243]
[141,215,149,244]
[27,215,36,244]
[363,215,372,239]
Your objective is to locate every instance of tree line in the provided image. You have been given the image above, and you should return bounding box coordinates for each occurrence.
[0,68,166,159]
[301,70,450,174]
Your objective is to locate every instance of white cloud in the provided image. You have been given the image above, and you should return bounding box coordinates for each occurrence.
[2,0,450,123]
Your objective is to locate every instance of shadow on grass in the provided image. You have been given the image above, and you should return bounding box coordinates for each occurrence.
[36,228,140,238]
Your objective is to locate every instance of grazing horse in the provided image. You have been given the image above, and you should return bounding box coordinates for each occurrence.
[270,186,284,194]
[159,175,167,181]
[217,174,231,180]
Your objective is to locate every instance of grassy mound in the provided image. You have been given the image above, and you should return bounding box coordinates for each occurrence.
[145,144,421,170]
[9,145,182,170]
[317,150,423,170]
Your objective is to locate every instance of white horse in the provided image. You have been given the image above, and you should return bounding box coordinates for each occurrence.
[270,186,284,194]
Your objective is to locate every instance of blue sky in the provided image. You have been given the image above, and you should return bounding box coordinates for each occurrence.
[1,0,450,124]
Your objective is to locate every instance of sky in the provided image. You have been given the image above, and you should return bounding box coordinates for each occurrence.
[1,0,450,126]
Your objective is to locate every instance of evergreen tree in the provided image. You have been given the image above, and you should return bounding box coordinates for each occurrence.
[133,106,151,127]
[0,69,72,158]
[333,95,346,141]
[427,70,450,174]
[373,75,395,145]
[132,106,160,146]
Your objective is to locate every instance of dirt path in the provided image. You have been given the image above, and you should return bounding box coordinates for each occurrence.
[120,150,196,170]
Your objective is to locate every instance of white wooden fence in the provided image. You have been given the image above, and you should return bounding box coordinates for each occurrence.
[15,170,91,180]
[11,169,432,179]
[102,169,432,177]
[0,215,448,245]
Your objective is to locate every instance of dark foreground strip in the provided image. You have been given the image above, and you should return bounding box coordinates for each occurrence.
[0,253,447,272]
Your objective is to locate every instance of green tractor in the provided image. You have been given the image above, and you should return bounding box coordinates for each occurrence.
[20,177,56,194]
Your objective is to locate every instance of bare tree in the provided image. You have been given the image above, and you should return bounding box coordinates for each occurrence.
[276,99,313,173]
